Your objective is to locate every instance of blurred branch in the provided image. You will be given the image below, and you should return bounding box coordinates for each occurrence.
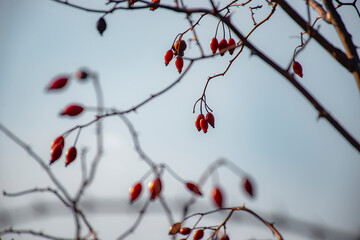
[322,0,360,90]
[0,228,75,240]
[0,123,72,201]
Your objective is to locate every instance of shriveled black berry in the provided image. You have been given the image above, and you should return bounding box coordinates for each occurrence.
[97,17,107,36]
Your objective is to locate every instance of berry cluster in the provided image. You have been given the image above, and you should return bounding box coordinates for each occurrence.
[164,39,187,73]
[195,112,215,133]
[50,135,77,166]
[46,70,91,166]
[129,178,203,204]
[169,222,230,240]
[210,37,236,56]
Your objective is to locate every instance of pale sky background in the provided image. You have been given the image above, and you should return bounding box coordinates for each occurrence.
[0,0,359,240]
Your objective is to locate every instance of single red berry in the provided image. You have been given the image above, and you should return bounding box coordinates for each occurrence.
[211,187,223,208]
[292,61,303,77]
[193,229,204,240]
[195,114,204,132]
[175,57,184,73]
[65,146,77,166]
[185,182,202,196]
[148,177,162,200]
[169,222,182,235]
[227,38,236,55]
[50,143,63,165]
[219,234,230,240]
[218,39,228,56]
[96,17,107,36]
[205,112,215,128]
[47,76,68,90]
[243,177,254,197]
[150,0,160,10]
[129,182,142,203]
[179,228,192,235]
[174,40,187,54]
[164,50,174,66]
[199,119,208,133]
[61,104,84,117]
[51,136,64,149]
[210,38,218,54]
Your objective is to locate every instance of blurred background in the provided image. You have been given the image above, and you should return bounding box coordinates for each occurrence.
[0,0,359,239]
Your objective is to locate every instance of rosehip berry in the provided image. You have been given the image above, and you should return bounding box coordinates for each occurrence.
[150,0,160,11]
[227,38,236,55]
[293,61,303,77]
[211,187,223,208]
[164,50,174,66]
[243,177,254,197]
[219,234,230,240]
[96,17,107,36]
[210,38,218,54]
[205,112,215,128]
[179,227,192,235]
[47,76,68,90]
[218,39,228,56]
[175,57,184,73]
[195,114,204,132]
[51,136,64,149]
[199,119,208,133]
[65,146,77,166]
[61,104,84,117]
[50,143,63,165]
[169,222,181,235]
[148,177,162,200]
[193,229,204,240]
[174,40,187,54]
[129,182,142,203]
[185,182,202,196]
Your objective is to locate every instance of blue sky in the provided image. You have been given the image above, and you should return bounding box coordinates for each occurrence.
[0,0,359,239]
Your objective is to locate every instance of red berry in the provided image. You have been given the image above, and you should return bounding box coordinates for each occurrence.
[227,38,236,55]
[51,136,64,149]
[195,114,204,131]
[185,182,202,196]
[150,0,160,10]
[129,182,142,203]
[50,143,63,165]
[164,50,174,66]
[292,61,303,77]
[243,177,254,197]
[218,39,228,56]
[148,177,162,200]
[193,229,204,240]
[199,119,208,133]
[211,187,223,208]
[179,228,192,235]
[96,17,107,36]
[169,222,182,235]
[61,104,84,116]
[175,57,184,73]
[65,146,77,166]
[47,76,68,90]
[210,38,218,54]
[205,112,215,128]
[219,234,230,240]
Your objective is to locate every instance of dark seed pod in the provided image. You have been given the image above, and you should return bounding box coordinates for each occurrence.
[97,17,107,36]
